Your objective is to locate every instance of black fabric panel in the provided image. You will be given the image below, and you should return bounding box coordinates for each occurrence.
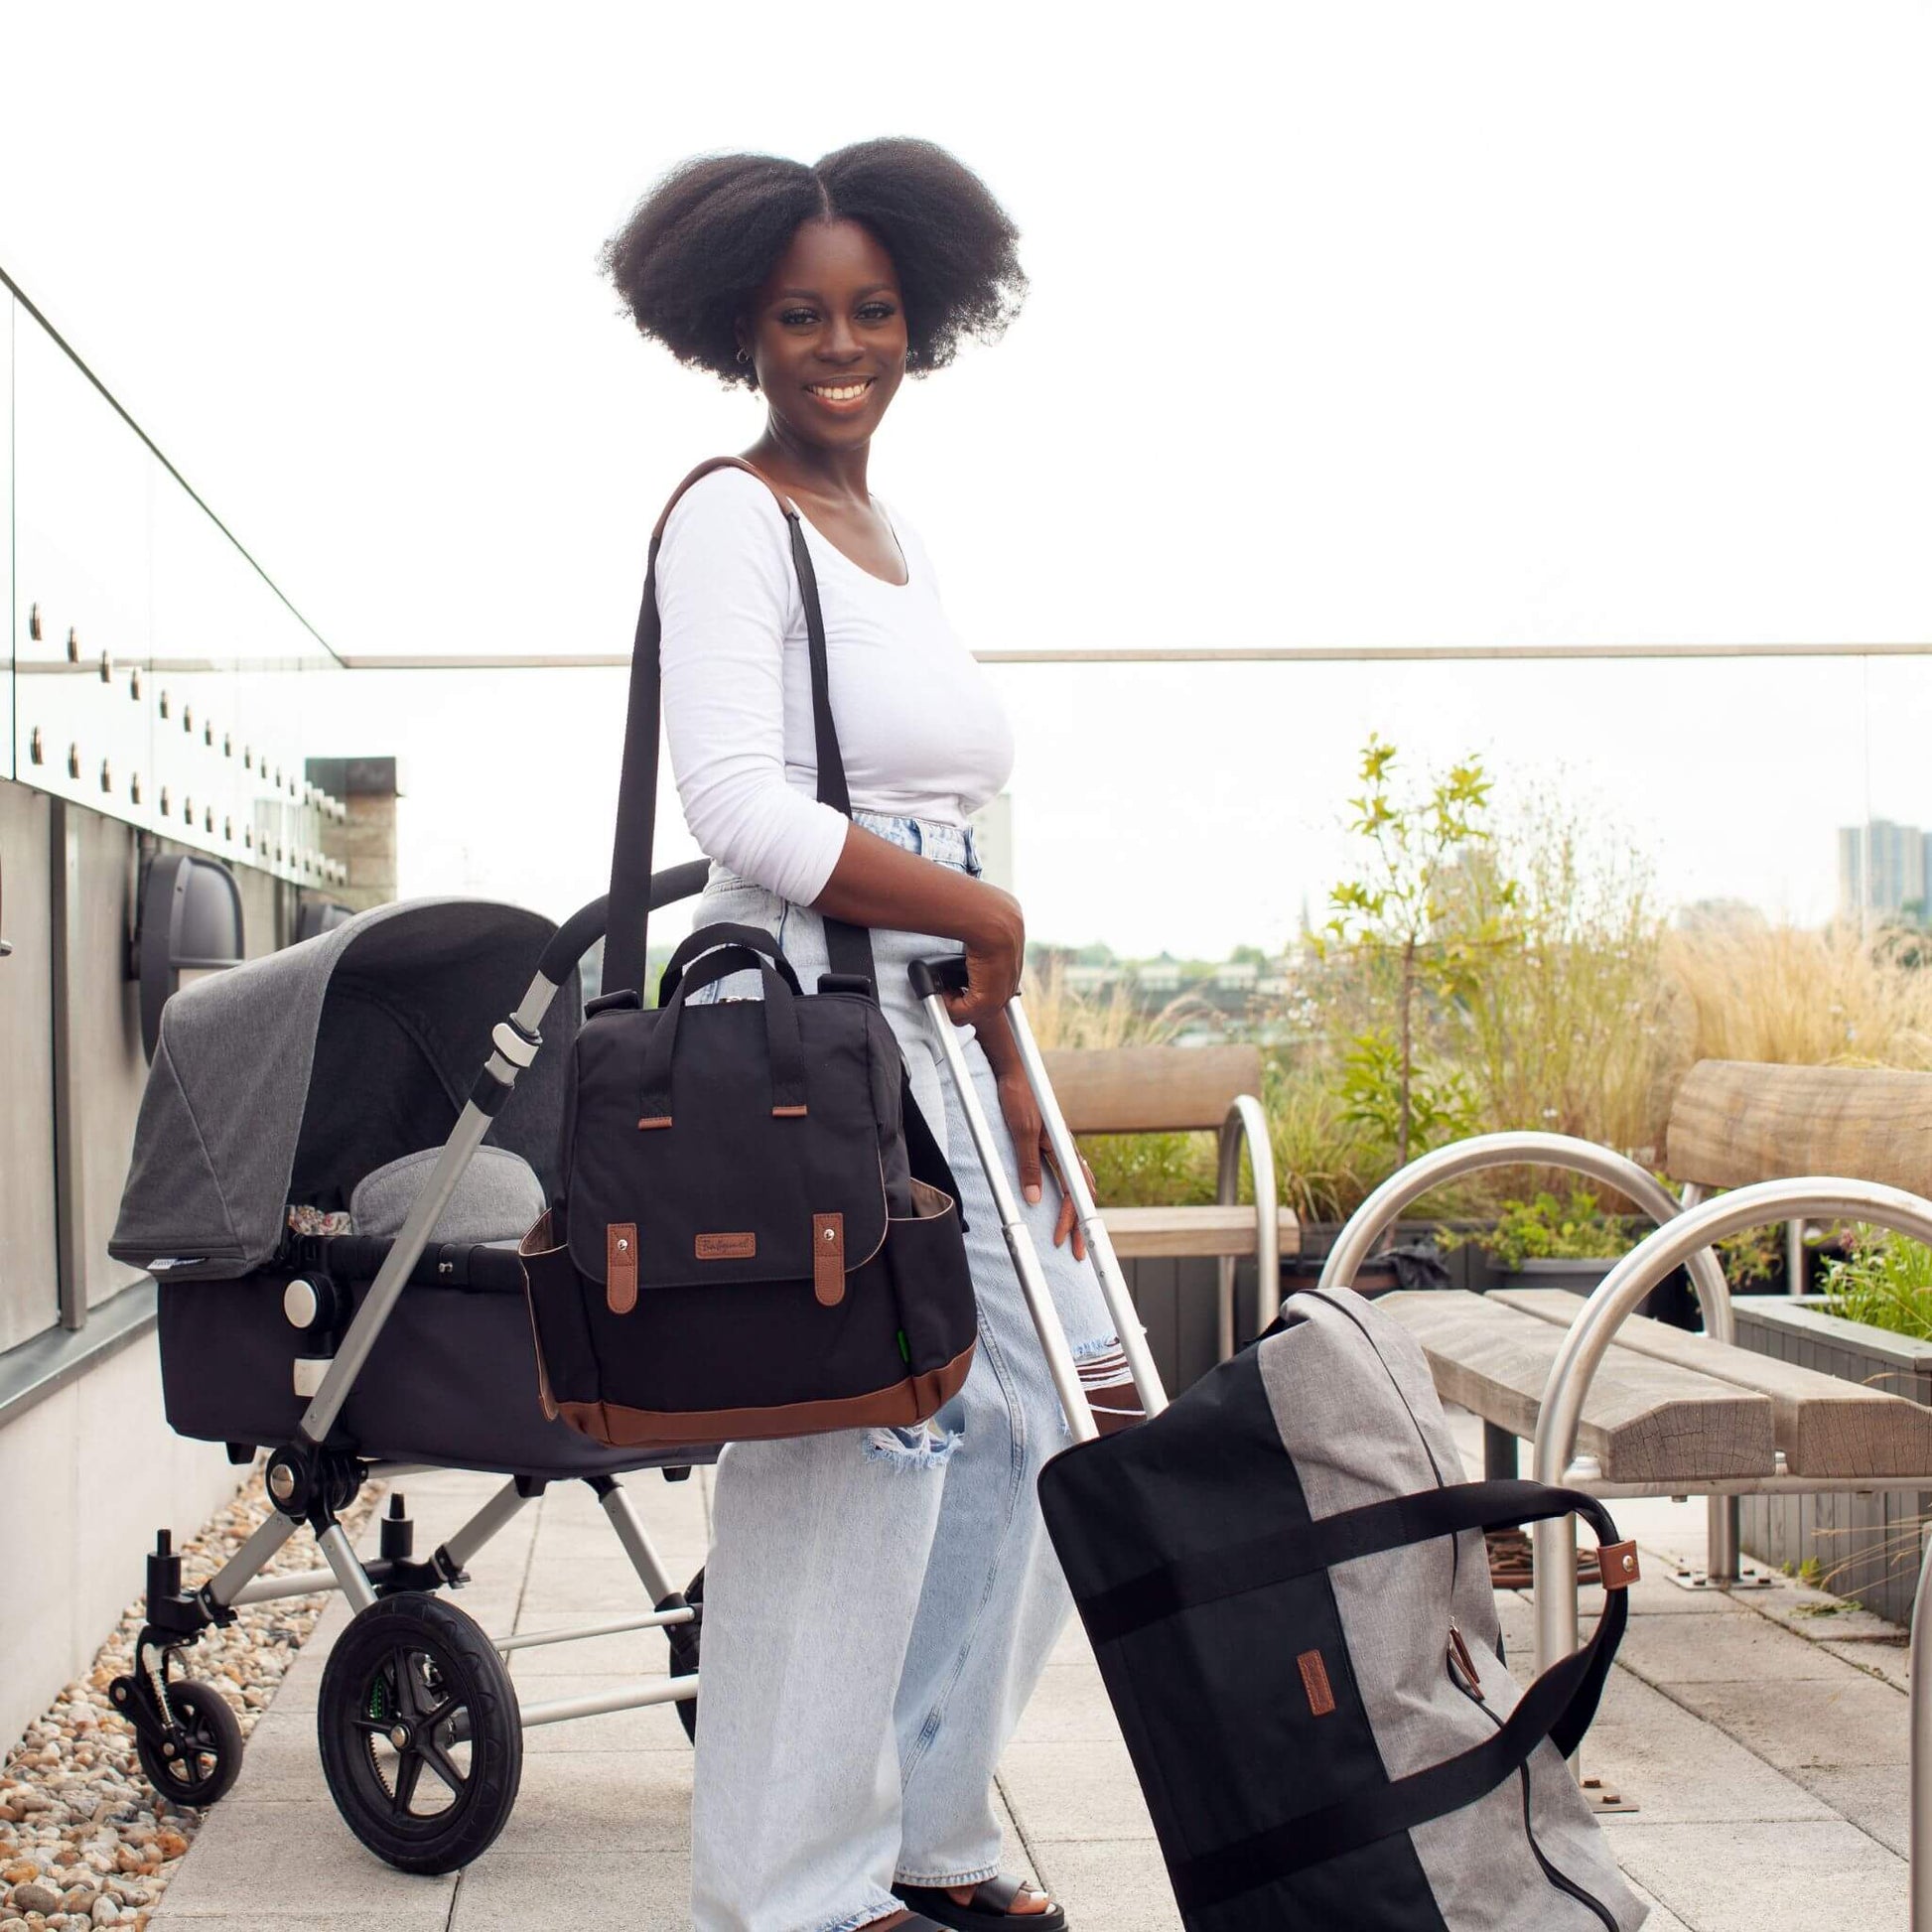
[157,1275,713,1476]
[1038,1346,1449,1932]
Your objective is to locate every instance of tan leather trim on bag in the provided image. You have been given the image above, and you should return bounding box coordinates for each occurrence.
[607,1222,638,1314]
[906,1177,955,1219]
[696,1232,757,1260]
[555,1343,977,1451]
[518,1210,562,1423]
[636,1115,673,1131]
[813,1212,845,1306]
[1298,1648,1336,1718]
[1598,1541,1641,1588]
[771,1103,808,1119]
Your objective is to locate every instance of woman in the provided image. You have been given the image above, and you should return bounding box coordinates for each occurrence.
[603,138,1137,1932]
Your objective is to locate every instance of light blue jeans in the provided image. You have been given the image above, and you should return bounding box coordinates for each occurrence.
[686,813,1120,1932]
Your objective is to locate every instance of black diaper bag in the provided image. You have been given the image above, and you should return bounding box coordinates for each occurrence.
[521,458,979,1449]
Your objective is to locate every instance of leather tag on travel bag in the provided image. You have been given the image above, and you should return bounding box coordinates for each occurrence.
[1298,1648,1336,1718]
[696,1232,757,1260]
[812,1213,845,1307]
[607,1223,638,1315]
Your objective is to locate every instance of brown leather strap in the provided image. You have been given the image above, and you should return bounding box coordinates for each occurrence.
[1598,1540,1640,1589]
[812,1212,845,1307]
[607,1222,638,1314]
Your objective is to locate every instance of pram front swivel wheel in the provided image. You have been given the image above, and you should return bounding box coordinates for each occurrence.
[318,1592,521,1873]
[134,1679,243,1807]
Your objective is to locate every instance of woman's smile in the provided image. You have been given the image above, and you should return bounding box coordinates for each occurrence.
[805,376,878,409]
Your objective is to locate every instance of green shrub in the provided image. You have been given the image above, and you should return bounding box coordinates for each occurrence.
[1819,1227,1932,1340]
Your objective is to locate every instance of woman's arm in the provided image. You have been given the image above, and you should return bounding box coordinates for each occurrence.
[810,821,1023,1028]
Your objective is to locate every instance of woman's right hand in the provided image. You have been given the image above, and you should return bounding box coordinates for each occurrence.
[944,883,1026,1028]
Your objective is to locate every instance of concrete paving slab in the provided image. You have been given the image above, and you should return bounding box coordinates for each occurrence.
[1583,1670,1835,1822]
[515,1557,670,1617]
[1609,1818,1907,1932]
[1669,1672,1911,1770]
[1005,1660,1128,1747]
[1028,1838,1180,1932]
[997,1738,1158,1842]
[150,1799,456,1921]
[489,1749,693,1854]
[1624,1879,1694,1932]
[1795,1765,1913,1859]
[1825,1636,1913,1693]
[449,1848,690,1928]
[1619,1607,1849,1683]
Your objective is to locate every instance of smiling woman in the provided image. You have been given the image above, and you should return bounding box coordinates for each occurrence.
[596,140,1127,1932]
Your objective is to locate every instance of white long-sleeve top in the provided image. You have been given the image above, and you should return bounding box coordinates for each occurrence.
[656,467,1014,904]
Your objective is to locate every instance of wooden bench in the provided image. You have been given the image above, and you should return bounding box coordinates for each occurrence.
[1040,1042,1301,1359]
[1318,1059,1932,1920]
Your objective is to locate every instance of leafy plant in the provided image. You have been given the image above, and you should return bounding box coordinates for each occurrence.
[1818,1226,1932,1340]
[1318,737,1518,1167]
[1442,1189,1633,1270]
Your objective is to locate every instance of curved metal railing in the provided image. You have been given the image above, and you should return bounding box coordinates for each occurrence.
[1217,1095,1281,1357]
[1519,1177,1932,1930]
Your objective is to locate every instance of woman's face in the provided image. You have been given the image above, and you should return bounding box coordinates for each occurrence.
[740,216,907,451]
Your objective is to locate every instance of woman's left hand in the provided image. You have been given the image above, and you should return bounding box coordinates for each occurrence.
[993,1066,1098,1261]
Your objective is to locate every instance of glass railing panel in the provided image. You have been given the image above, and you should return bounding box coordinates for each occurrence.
[11,304,153,816]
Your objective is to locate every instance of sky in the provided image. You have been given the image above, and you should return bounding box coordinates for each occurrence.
[3,2,1929,957]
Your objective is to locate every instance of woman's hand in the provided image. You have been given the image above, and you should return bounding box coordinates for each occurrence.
[943,883,1026,1029]
[992,1064,1098,1260]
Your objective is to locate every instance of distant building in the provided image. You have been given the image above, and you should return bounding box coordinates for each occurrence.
[1839,821,1931,923]
[970,790,1015,894]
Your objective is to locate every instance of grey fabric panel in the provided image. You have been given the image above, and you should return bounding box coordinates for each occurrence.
[350,1146,546,1245]
[110,1032,249,1270]
[1258,1291,1645,1931]
[111,897,574,1280]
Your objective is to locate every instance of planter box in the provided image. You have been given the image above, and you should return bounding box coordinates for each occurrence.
[1732,1296,1932,1624]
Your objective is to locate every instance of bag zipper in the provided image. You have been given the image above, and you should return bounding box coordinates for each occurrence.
[1447,1636,1617,1930]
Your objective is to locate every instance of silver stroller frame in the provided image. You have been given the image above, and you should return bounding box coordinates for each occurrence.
[121,873,1169,1869]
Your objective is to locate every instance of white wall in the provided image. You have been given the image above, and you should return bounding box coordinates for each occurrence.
[0,1333,240,1749]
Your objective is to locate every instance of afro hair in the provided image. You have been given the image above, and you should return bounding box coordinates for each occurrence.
[602,136,1026,386]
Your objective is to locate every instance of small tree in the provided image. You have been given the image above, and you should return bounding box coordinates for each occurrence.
[1319,736,1518,1167]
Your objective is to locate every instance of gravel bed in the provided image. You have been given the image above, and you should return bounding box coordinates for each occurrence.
[0,1468,380,1931]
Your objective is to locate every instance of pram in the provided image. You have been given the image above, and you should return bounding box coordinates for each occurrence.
[106,867,1167,1875]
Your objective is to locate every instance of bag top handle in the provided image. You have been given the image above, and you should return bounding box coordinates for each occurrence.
[604,458,877,1002]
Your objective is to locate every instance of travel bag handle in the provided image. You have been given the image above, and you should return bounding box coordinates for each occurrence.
[637,945,811,1126]
[604,456,879,1002]
[658,921,805,1005]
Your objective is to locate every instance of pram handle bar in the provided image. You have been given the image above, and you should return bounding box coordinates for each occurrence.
[538,860,712,987]
[908,960,1170,1446]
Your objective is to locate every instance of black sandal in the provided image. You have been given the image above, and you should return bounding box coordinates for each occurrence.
[894,1875,1068,1932]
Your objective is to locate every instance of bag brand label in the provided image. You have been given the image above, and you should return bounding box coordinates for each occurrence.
[607,1222,638,1316]
[696,1232,757,1260]
[1298,1648,1336,1718]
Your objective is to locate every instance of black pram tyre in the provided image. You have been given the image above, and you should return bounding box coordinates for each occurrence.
[668,1566,703,1743]
[135,1679,243,1807]
[318,1592,521,1873]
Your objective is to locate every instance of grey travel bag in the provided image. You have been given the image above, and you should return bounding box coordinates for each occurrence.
[1038,1285,1647,1930]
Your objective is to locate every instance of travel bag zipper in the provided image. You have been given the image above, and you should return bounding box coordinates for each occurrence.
[1448,1633,1617,1931]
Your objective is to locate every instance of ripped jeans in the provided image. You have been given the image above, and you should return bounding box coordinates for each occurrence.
[686,813,1121,1932]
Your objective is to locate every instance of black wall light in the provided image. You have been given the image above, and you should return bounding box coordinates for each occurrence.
[293,898,355,945]
[136,854,245,1061]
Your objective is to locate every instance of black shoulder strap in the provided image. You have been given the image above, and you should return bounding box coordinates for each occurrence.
[604,457,878,999]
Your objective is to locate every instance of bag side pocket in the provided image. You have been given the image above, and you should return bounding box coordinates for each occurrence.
[521,1205,601,1420]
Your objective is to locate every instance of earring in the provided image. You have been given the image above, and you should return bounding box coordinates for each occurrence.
[735,346,752,366]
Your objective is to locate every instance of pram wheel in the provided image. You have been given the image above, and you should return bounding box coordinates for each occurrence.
[318,1592,521,1873]
[669,1566,703,1743]
[134,1679,243,1807]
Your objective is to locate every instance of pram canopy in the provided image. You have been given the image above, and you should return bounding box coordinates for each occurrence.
[112,897,579,1283]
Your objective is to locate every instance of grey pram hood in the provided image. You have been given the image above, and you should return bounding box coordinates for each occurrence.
[112,897,578,1282]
